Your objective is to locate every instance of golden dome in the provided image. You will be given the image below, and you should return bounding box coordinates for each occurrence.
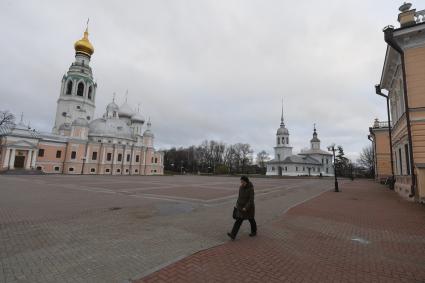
[74,28,94,56]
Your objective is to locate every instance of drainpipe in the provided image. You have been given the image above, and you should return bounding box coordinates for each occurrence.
[368,133,377,179]
[383,26,415,198]
[375,84,395,189]
[81,141,88,175]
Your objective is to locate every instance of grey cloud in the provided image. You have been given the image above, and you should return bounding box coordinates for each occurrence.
[0,0,412,161]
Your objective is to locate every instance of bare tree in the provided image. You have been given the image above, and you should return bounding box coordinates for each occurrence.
[357,145,374,177]
[256,150,270,170]
[0,110,15,127]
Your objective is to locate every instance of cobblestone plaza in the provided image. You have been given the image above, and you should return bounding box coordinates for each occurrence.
[0,175,333,282]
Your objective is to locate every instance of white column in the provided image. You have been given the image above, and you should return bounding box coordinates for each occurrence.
[9,148,16,169]
[25,150,32,169]
[3,148,10,168]
[31,150,37,168]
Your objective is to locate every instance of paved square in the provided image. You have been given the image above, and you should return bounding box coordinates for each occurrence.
[0,175,333,283]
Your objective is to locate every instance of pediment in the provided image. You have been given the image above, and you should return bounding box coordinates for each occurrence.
[8,140,38,149]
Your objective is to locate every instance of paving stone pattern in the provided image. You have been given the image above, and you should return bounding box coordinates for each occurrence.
[0,175,333,282]
[138,180,425,283]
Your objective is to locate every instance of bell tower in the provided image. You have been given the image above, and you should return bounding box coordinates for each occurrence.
[52,23,97,134]
[274,100,293,161]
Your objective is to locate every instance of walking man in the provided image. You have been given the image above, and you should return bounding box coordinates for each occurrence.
[227,176,257,240]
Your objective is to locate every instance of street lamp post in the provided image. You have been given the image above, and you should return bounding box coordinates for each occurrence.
[327,144,339,192]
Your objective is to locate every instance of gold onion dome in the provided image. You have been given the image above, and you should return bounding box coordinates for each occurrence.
[74,28,94,56]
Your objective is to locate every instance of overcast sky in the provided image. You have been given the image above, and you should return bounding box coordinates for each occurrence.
[0,0,416,160]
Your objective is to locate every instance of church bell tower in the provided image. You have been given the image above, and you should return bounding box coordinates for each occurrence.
[52,24,97,134]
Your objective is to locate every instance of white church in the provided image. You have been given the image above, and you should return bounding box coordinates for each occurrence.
[266,107,334,177]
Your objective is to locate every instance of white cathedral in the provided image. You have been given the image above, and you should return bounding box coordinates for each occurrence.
[266,107,334,177]
[0,26,164,175]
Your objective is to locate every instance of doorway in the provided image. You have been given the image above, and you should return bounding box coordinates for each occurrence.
[14,156,25,169]
[278,166,283,176]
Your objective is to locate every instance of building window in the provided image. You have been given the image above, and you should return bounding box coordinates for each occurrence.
[117,154,122,162]
[127,154,130,162]
[92,152,97,160]
[38,149,45,157]
[155,158,158,163]
[105,168,110,173]
[90,168,96,173]
[116,168,121,173]
[69,167,74,172]
[126,169,129,173]
[87,116,90,120]
[277,154,280,161]
[98,139,102,143]
[36,166,42,170]
[135,155,140,162]
[303,166,305,171]
[272,167,275,171]
[88,86,93,100]
[277,138,280,145]
[405,144,410,175]
[296,167,298,171]
[151,157,154,163]
[135,169,138,173]
[285,166,287,171]
[62,112,67,117]
[326,168,329,173]
[56,150,61,158]
[399,148,403,175]
[77,82,84,96]
[54,166,60,171]
[66,81,73,95]
[76,105,81,109]
[71,151,76,159]
[107,153,112,161]
[326,159,329,164]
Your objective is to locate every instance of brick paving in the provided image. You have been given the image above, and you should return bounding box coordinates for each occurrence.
[0,175,333,283]
[137,180,425,283]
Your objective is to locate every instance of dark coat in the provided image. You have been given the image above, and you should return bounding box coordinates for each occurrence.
[236,182,255,219]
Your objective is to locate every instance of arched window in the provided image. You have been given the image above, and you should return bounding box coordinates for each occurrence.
[66,81,73,95]
[88,86,93,100]
[277,137,280,145]
[77,82,84,96]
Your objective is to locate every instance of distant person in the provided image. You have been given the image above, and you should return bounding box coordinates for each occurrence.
[227,176,257,240]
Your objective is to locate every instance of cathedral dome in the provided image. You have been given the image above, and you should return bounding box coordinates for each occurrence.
[131,112,145,124]
[277,126,289,135]
[106,101,119,113]
[118,102,135,118]
[74,28,94,56]
[88,118,133,139]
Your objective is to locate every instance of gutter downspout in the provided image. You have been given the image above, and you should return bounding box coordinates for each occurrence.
[383,26,415,198]
[375,84,395,189]
[63,141,69,174]
[81,141,88,175]
[368,133,377,179]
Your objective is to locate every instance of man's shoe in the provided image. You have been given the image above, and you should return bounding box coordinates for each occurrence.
[249,232,257,237]
[227,232,235,240]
